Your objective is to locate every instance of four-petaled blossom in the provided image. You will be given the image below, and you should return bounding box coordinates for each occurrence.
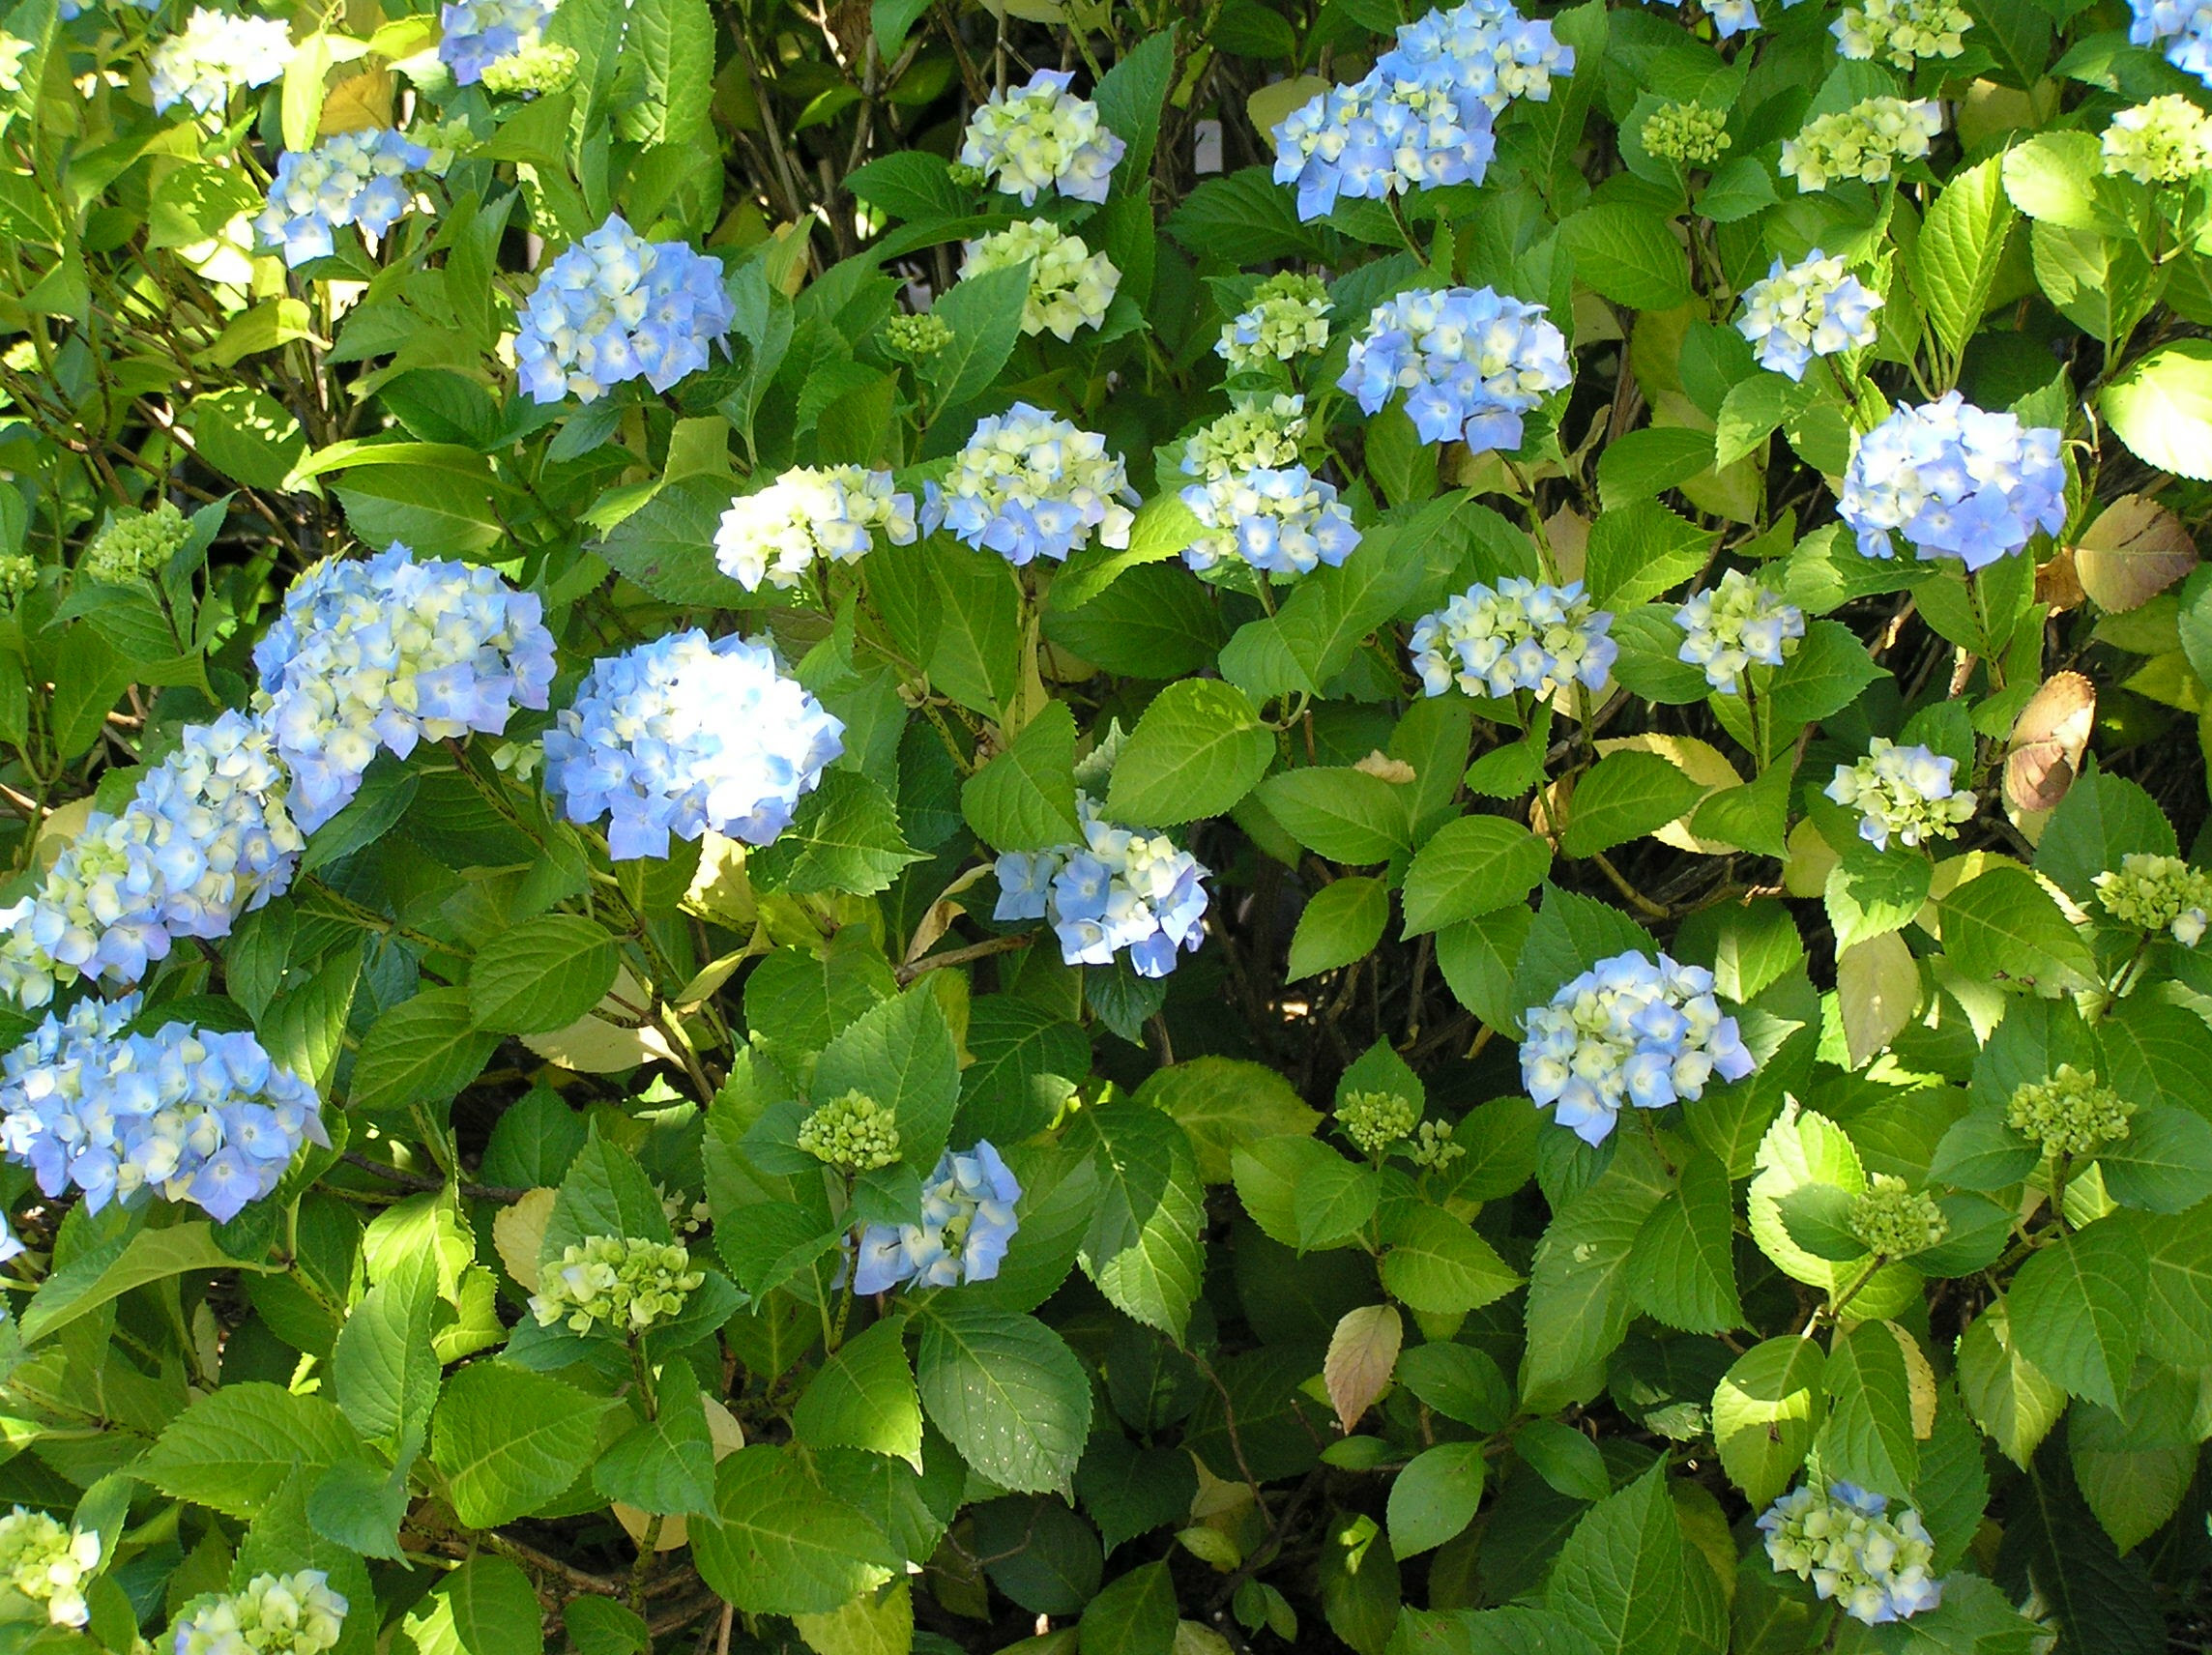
[1825,738,1975,851]
[995,794,1210,977]
[1342,286,1570,453]
[2094,852,2212,944]
[1520,950,1757,1145]
[0,1507,100,1629]
[1761,1484,1941,1626]
[439,0,554,84]
[924,403,1138,566]
[1217,273,1332,370]
[0,1001,327,1223]
[853,1143,1022,1293]
[713,466,917,592]
[957,69,1124,205]
[1839,392,2067,569]
[542,629,843,860]
[0,712,303,1008]
[1674,569,1805,693]
[529,1235,703,1335]
[1179,396,1360,577]
[149,8,294,117]
[1832,0,1968,68]
[252,542,556,833]
[173,1570,349,1655]
[1780,97,1943,191]
[515,215,736,404]
[2103,95,2212,182]
[1735,248,1883,380]
[2130,0,2212,87]
[1410,577,1616,701]
[256,131,429,267]
[958,219,1121,340]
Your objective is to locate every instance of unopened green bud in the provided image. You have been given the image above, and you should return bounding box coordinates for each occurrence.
[1643,102,1732,168]
[947,160,988,189]
[1408,1118,1465,1170]
[797,1089,903,1173]
[1846,1174,1948,1257]
[528,1234,703,1335]
[885,312,953,360]
[2007,1064,2134,1159]
[1338,1090,1417,1157]
[2094,853,2212,946]
[81,501,187,585]
[0,555,35,606]
[409,115,474,176]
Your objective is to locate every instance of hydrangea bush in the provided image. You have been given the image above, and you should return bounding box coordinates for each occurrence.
[2,0,2212,1649]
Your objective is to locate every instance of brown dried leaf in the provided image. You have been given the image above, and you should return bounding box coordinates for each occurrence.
[2035,546,2084,613]
[1353,750,1416,785]
[1324,1303,1402,1434]
[2003,670,2096,814]
[2073,495,2198,614]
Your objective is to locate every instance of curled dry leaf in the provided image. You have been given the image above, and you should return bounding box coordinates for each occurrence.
[2003,670,2095,815]
[1353,750,1417,784]
[2072,494,2198,614]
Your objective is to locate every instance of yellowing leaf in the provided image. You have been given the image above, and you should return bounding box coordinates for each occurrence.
[490,1188,556,1292]
[1324,1304,1402,1434]
[319,67,393,133]
[1836,933,1920,1072]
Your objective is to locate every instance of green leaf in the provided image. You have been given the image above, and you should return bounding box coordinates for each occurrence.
[2006,1220,2149,1411]
[404,1556,546,1655]
[1522,1133,1672,1410]
[1106,679,1274,827]
[2104,339,2212,480]
[815,985,963,1176]
[2098,1104,2212,1212]
[1910,156,2017,363]
[916,1302,1092,1494]
[1288,877,1389,980]
[1290,1153,1382,1252]
[467,915,618,1035]
[1091,26,1178,188]
[1396,1344,1510,1432]
[620,0,713,141]
[1938,865,2097,993]
[1957,1304,2067,1468]
[1595,428,1717,510]
[1559,202,1693,310]
[1930,1109,2040,1191]
[431,1363,609,1527]
[1069,1101,1206,1339]
[140,1383,361,1522]
[1767,620,1884,730]
[693,1445,901,1615]
[1545,1467,1686,1655]
[592,477,751,606]
[1560,750,1706,857]
[1713,373,1794,470]
[350,988,499,1113]
[1624,1151,1741,1334]
[1388,1442,1487,1559]
[1079,1561,1179,1655]
[1380,1205,1521,1316]
[921,262,1032,412]
[1585,500,1712,610]
[1815,1321,1919,1502]
[1712,1337,1824,1506]
[1134,1057,1320,1184]
[595,1358,717,1517]
[1823,850,1933,951]
[1402,816,1552,935]
[332,1250,439,1450]
[1256,768,1412,863]
[750,771,924,897]
[2000,131,2103,227]
[1515,1417,1610,1503]
[2035,772,2176,905]
[18,1221,261,1346]
[963,700,1083,851]
[547,1123,675,1259]
[794,1316,922,1467]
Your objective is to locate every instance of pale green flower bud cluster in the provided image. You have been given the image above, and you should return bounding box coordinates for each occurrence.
[2095,852,2212,945]
[797,1089,903,1173]
[408,116,474,175]
[1832,0,1968,69]
[172,1569,348,1654]
[0,1506,100,1629]
[659,1183,710,1236]
[528,1234,704,1335]
[1642,102,1731,167]
[959,219,1121,341]
[1216,274,1332,371]
[1847,1175,1948,1257]
[1183,394,1307,480]
[82,501,188,585]
[2007,1064,2134,1158]
[2103,97,2212,184]
[1409,1118,1465,1170]
[480,40,578,98]
[1781,98,1943,192]
[0,555,36,606]
[1339,1090,1418,1157]
[885,312,952,359]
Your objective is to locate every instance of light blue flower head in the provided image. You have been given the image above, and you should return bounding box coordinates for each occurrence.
[1341,286,1570,454]
[992,793,1209,978]
[514,215,736,404]
[1839,391,2066,570]
[255,129,432,267]
[922,403,1139,567]
[1409,576,1615,702]
[852,1142,1023,1295]
[1735,248,1883,382]
[1760,1482,1942,1626]
[439,0,555,84]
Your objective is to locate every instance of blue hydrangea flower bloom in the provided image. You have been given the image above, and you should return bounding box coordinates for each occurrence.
[255,130,431,266]
[542,630,845,861]
[1674,569,1805,693]
[515,216,736,404]
[1839,392,2066,569]
[252,543,556,833]
[957,68,1125,205]
[923,403,1138,566]
[0,713,303,1009]
[1410,577,1616,701]
[149,9,295,117]
[1760,1483,1942,1626]
[1735,248,1883,380]
[1520,950,1756,1144]
[993,795,1209,977]
[0,1213,19,1266]
[1178,397,1359,577]
[1825,738,1976,851]
[852,1143,1022,1293]
[0,1000,327,1222]
[2134,0,2212,83]
[1342,287,1570,452]
[440,0,555,84]
[1272,0,1571,220]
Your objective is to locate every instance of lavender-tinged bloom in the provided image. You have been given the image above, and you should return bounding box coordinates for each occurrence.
[1839,392,2067,570]
[542,630,844,860]
[2133,0,2212,84]
[1734,248,1883,381]
[514,215,736,404]
[1410,577,1615,701]
[251,543,556,833]
[255,130,431,266]
[923,403,1138,566]
[713,467,917,592]
[957,68,1124,205]
[852,1143,1022,1293]
[1674,568,1805,693]
[1178,396,1359,577]
[439,0,555,84]
[1760,1483,1942,1626]
[1519,950,1756,1145]
[149,9,295,117]
[993,794,1210,978]
[1341,287,1570,453]
[1825,738,1975,851]
[0,1000,327,1223]
[0,713,303,1008]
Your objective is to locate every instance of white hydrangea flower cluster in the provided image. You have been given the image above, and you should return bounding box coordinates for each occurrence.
[1178,396,1360,577]
[1780,98,1944,191]
[713,466,918,592]
[1674,569,1806,693]
[1832,0,1968,68]
[958,219,1121,341]
[1825,738,1975,851]
[924,402,1138,566]
[149,7,294,117]
[956,68,1125,205]
[0,1507,100,1629]
[1216,274,1332,371]
[1409,577,1616,701]
[1760,1484,1940,1626]
[172,1570,349,1655]
[251,542,556,833]
[1734,248,1883,380]
[2094,852,2212,944]
[2103,96,2212,183]
[0,712,303,1008]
